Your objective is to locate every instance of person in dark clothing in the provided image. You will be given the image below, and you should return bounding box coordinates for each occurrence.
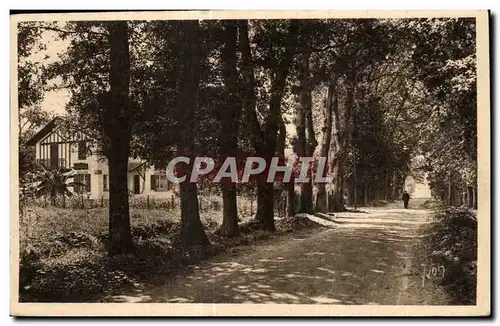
[402,191,410,209]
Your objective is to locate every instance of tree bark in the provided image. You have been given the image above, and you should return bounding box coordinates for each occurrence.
[328,75,355,212]
[330,156,345,211]
[105,21,133,256]
[286,183,296,217]
[473,186,477,209]
[315,76,336,213]
[364,183,368,206]
[179,176,210,247]
[255,182,275,231]
[467,186,473,208]
[385,172,390,200]
[219,184,240,237]
[296,52,315,214]
[239,19,299,231]
[176,20,210,247]
[218,20,241,237]
[391,172,398,201]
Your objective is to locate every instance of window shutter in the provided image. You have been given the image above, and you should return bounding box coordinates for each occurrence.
[85,174,91,192]
[150,175,157,190]
[73,175,80,193]
[78,141,86,160]
[103,175,108,191]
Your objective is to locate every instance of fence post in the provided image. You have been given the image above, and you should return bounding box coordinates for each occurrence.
[283,195,287,218]
[250,198,254,217]
[147,195,150,210]
[101,196,104,207]
[81,195,84,209]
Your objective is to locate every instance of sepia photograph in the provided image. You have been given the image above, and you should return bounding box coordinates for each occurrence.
[10,10,490,316]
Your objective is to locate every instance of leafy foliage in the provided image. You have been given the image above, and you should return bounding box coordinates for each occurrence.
[427,208,477,304]
[34,166,85,205]
[410,19,477,204]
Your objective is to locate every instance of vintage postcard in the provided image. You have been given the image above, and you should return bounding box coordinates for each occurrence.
[10,10,490,317]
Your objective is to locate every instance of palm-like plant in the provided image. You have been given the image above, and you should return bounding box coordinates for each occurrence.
[35,166,86,206]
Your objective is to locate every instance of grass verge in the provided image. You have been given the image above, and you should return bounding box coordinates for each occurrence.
[425,207,477,305]
[19,206,322,302]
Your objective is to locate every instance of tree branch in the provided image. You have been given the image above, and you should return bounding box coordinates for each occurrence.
[41,26,108,38]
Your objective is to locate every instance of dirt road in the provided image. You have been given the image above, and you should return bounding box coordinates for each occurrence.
[107,199,450,304]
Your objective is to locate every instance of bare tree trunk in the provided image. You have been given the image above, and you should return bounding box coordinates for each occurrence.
[177,20,210,247]
[391,173,398,200]
[219,183,240,237]
[239,19,299,231]
[364,183,368,206]
[295,53,312,213]
[330,158,345,211]
[286,183,295,217]
[105,21,133,256]
[328,75,355,212]
[473,186,477,209]
[467,186,474,208]
[218,20,240,237]
[303,53,317,213]
[179,176,210,246]
[385,172,390,200]
[255,181,275,231]
[315,76,336,213]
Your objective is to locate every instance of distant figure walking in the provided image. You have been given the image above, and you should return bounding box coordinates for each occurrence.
[402,191,410,209]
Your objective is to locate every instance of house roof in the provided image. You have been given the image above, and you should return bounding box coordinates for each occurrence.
[25,117,64,146]
[128,161,147,172]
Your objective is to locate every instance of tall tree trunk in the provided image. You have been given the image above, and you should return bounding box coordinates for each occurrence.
[239,19,299,231]
[297,52,315,213]
[363,182,369,206]
[391,172,397,200]
[315,76,336,213]
[385,172,390,200]
[219,183,239,237]
[255,181,275,231]
[105,21,133,256]
[467,186,474,208]
[177,20,209,247]
[330,155,345,212]
[179,173,210,247]
[286,183,296,217]
[218,20,240,237]
[329,74,355,212]
[473,186,477,209]
[276,115,295,218]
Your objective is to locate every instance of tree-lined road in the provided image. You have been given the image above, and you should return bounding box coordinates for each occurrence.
[107,199,449,305]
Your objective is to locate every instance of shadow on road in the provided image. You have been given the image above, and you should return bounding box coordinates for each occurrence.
[105,204,446,305]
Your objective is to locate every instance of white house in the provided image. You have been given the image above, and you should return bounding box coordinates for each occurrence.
[26,117,174,200]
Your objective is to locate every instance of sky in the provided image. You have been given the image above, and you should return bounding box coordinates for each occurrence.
[31,29,71,116]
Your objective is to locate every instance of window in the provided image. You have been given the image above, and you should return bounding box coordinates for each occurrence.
[78,141,86,160]
[151,174,169,191]
[103,174,108,192]
[74,174,91,193]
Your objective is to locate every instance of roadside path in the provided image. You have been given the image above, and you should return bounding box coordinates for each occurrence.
[107,199,450,304]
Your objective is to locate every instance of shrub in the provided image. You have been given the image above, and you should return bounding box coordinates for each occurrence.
[427,208,477,304]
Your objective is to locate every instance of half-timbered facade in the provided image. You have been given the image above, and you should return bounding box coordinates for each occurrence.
[26,117,173,200]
